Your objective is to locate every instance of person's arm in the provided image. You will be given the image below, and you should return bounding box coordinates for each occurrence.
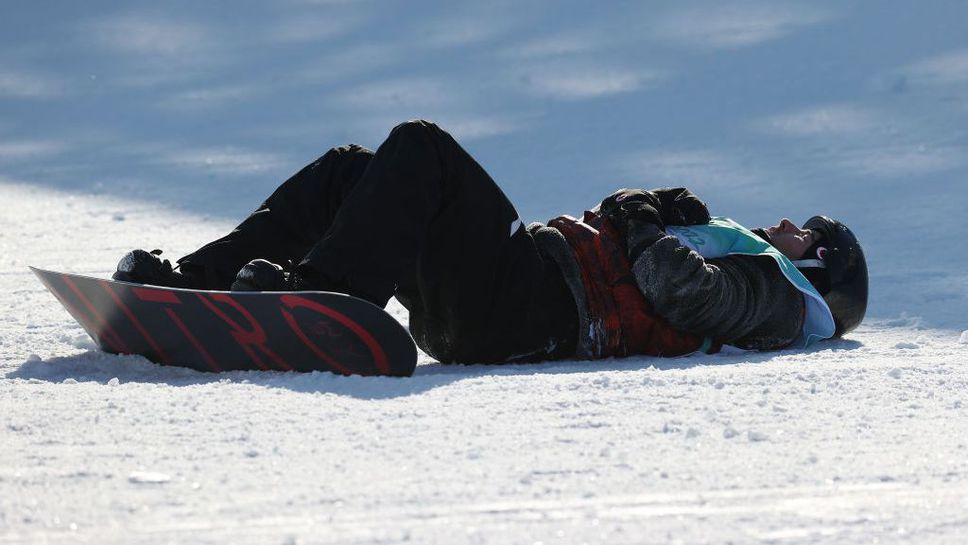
[629,232,804,348]
[597,186,802,347]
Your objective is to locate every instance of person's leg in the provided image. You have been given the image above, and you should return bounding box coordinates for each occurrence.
[298,120,552,363]
[177,144,373,289]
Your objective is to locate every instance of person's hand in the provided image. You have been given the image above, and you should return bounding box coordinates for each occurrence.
[599,187,710,229]
[653,187,710,226]
[598,188,664,228]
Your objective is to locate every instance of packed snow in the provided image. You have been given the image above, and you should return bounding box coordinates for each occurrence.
[2,1,967,543]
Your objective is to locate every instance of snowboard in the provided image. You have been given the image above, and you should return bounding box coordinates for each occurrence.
[30,267,417,376]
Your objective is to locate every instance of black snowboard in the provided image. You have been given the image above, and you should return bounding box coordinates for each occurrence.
[31,267,417,376]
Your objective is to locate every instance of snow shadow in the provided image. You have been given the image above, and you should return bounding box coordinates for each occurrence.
[7,338,863,400]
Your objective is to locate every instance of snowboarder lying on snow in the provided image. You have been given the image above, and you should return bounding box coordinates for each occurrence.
[114,120,868,364]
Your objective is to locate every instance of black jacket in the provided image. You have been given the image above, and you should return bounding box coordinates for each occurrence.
[535,189,804,355]
[631,236,804,350]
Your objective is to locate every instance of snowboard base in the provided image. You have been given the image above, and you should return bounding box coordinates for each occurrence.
[31,267,417,376]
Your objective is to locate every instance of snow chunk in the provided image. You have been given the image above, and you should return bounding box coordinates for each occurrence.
[895,341,919,350]
[887,368,903,379]
[959,330,968,344]
[69,333,96,350]
[128,472,171,484]
[882,314,922,328]
[723,427,739,439]
[107,377,120,386]
[747,431,769,442]
[662,421,681,433]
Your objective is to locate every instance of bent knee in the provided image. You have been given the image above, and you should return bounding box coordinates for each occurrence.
[326,143,372,158]
[388,119,450,140]
[393,118,437,130]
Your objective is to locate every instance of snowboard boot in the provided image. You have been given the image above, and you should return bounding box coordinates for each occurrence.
[231,259,344,292]
[113,249,203,289]
[231,259,292,291]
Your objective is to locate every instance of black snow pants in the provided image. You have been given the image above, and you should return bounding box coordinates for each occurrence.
[178,120,577,363]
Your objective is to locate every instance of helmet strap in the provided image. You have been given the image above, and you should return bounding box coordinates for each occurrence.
[792,259,826,269]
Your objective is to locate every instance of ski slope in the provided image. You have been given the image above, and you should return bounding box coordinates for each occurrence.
[2,1,968,543]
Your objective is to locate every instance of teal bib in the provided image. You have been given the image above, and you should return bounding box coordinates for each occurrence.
[665,217,835,348]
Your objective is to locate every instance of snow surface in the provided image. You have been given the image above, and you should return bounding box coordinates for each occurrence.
[2,1,968,543]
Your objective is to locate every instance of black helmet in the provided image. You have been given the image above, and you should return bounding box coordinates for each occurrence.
[793,216,869,337]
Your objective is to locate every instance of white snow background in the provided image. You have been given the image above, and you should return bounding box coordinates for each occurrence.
[2,1,968,543]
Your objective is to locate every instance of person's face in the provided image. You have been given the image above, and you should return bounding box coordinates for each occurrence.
[765,218,817,260]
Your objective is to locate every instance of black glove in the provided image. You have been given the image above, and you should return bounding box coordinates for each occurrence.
[598,187,710,230]
[598,188,664,229]
[653,187,710,227]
